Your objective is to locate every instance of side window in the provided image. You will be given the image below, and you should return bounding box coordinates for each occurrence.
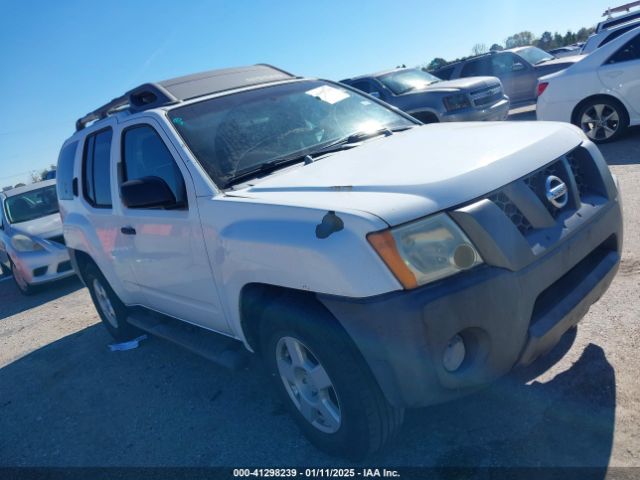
[434,66,454,80]
[122,125,187,208]
[492,53,515,74]
[606,33,640,64]
[601,25,637,48]
[350,81,372,93]
[461,58,491,77]
[56,141,78,201]
[82,129,113,208]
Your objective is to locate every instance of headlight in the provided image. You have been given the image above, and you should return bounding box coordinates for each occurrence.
[368,214,482,289]
[11,234,44,252]
[443,93,471,111]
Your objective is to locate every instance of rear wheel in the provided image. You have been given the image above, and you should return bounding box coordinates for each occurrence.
[11,260,33,296]
[83,263,140,341]
[261,298,404,459]
[576,98,628,143]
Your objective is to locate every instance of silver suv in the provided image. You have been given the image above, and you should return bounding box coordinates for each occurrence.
[341,68,509,123]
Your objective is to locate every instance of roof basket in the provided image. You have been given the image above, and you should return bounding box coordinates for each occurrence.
[75,64,297,131]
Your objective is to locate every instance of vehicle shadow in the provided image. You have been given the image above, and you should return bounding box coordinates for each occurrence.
[0,275,83,321]
[598,127,640,165]
[0,321,615,471]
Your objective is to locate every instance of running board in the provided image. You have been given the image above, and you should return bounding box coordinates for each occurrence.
[127,311,250,371]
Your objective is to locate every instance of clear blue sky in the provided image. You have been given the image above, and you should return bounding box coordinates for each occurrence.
[0,0,608,186]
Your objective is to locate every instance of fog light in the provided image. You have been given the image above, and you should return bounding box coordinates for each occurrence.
[443,334,466,372]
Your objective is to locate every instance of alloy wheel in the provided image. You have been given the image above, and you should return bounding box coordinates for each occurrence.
[276,336,342,433]
[580,104,620,141]
[93,278,118,328]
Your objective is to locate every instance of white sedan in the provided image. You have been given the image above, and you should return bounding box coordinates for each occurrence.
[536,26,640,143]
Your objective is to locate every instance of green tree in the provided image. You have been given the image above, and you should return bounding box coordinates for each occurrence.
[537,31,554,50]
[426,57,448,71]
[505,31,535,48]
[490,43,504,51]
[14,183,26,188]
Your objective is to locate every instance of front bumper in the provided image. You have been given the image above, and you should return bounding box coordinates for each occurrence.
[11,245,75,286]
[318,199,622,408]
[440,97,510,122]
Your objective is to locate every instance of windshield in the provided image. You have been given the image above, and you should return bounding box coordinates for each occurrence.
[377,69,441,94]
[4,185,59,224]
[517,46,555,65]
[168,80,414,187]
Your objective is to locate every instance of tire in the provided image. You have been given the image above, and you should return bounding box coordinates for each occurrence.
[83,262,140,341]
[260,297,404,459]
[11,260,33,296]
[575,98,629,143]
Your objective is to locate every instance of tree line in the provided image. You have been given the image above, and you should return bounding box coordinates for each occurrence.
[425,27,596,71]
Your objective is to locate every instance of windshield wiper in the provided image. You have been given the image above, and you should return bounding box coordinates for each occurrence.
[223,125,415,188]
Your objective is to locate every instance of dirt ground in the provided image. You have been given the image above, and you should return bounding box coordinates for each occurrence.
[0,125,638,471]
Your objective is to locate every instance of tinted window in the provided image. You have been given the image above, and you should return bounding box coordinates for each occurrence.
[491,53,515,74]
[350,81,372,93]
[607,33,640,63]
[434,66,454,80]
[122,125,187,207]
[461,57,492,76]
[601,25,637,47]
[83,129,113,208]
[5,185,59,224]
[57,141,78,200]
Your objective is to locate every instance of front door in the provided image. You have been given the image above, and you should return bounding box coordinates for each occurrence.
[115,119,230,334]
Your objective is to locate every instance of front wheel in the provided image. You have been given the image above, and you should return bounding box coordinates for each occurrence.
[83,263,140,341]
[11,260,33,295]
[261,298,404,459]
[576,99,628,143]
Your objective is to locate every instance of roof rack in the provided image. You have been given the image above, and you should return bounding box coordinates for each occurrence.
[599,1,640,31]
[75,64,297,131]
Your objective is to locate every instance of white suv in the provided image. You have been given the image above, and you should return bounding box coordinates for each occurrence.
[58,65,623,458]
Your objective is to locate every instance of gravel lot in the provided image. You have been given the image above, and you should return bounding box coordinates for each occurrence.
[0,119,638,470]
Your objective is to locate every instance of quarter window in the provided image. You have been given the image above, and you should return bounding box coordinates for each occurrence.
[121,125,187,208]
[82,129,113,208]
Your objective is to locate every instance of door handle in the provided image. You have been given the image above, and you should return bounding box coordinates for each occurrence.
[120,226,136,235]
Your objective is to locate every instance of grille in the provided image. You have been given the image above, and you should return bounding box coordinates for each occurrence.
[523,160,568,218]
[470,85,503,107]
[47,235,66,246]
[489,192,533,234]
[567,153,588,198]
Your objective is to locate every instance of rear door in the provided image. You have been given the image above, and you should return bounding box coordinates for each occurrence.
[114,119,230,334]
[599,32,640,117]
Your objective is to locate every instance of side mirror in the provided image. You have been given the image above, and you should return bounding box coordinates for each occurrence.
[512,62,526,72]
[369,91,381,99]
[121,176,177,209]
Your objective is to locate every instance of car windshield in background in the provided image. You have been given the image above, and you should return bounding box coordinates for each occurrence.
[378,69,441,95]
[168,80,414,187]
[4,185,59,224]
[518,46,556,65]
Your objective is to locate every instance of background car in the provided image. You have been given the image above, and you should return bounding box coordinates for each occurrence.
[0,180,74,294]
[341,68,509,124]
[536,26,640,143]
[432,46,583,105]
[548,44,583,58]
[581,19,640,55]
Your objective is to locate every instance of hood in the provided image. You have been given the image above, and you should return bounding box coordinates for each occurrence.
[405,76,500,94]
[535,55,584,68]
[11,213,62,239]
[228,122,584,226]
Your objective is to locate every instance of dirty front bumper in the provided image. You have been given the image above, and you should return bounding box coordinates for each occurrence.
[318,199,622,408]
[11,244,75,286]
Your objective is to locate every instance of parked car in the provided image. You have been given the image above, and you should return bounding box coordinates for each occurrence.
[59,64,622,459]
[341,68,509,123]
[0,180,74,294]
[548,45,583,58]
[537,26,640,143]
[597,1,640,33]
[581,19,640,55]
[433,46,583,105]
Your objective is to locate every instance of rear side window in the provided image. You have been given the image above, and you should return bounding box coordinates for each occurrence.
[82,129,113,208]
[121,125,187,208]
[606,33,640,64]
[601,24,638,47]
[350,81,372,93]
[56,141,78,200]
